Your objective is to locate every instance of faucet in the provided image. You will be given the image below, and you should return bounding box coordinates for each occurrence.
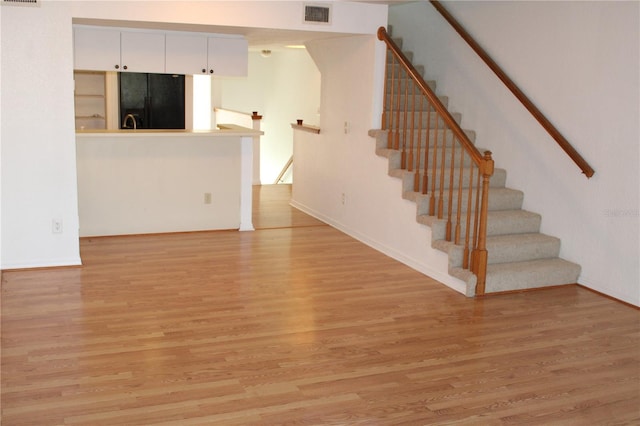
[123,114,137,129]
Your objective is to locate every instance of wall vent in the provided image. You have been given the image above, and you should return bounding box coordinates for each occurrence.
[304,4,331,24]
[2,0,40,6]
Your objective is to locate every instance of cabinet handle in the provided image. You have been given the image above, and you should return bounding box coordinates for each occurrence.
[115,65,120,70]
[202,69,206,73]
[209,69,214,74]
[123,65,128,70]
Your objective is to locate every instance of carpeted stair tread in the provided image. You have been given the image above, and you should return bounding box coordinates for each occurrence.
[484,209,542,236]
[433,232,561,268]
[384,147,480,170]
[485,258,581,293]
[382,112,462,128]
[392,167,507,191]
[485,233,561,264]
[387,63,425,76]
[373,129,477,149]
[419,209,542,242]
[412,187,525,214]
[387,79,436,93]
[385,95,449,110]
[449,258,581,296]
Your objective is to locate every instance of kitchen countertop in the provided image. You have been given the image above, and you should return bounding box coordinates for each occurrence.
[76,125,262,138]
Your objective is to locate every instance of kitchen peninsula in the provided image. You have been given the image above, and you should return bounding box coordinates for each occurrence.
[76,126,261,237]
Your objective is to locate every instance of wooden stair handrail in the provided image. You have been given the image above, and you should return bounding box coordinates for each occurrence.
[274,155,293,184]
[378,26,494,296]
[377,27,483,166]
[429,0,594,178]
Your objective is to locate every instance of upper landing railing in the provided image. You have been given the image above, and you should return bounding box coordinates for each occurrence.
[429,0,595,178]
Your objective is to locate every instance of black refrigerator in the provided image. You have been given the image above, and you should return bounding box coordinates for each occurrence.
[119,72,185,129]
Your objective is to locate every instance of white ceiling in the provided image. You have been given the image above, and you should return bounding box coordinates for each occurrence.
[71,1,415,51]
[73,18,363,52]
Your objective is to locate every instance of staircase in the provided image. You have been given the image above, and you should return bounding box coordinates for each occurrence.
[371,30,581,297]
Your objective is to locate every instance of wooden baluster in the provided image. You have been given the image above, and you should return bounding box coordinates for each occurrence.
[462,163,475,269]
[401,73,409,169]
[470,169,481,270]
[429,109,439,216]
[408,79,416,172]
[415,92,424,192]
[437,127,447,219]
[446,135,456,241]
[454,146,465,245]
[472,151,494,296]
[394,67,402,150]
[380,46,393,130]
[422,101,431,195]
[385,53,395,147]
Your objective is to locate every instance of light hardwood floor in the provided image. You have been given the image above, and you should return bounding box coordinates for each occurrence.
[252,184,325,230]
[2,185,639,425]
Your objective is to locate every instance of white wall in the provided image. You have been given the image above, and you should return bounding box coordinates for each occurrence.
[0,4,3,275]
[1,2,81,269]
[389,1,639,305]
[0,1,387,269]
[217,49,321,184]
[291,31,469,293]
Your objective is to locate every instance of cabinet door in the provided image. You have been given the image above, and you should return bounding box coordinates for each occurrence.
[165,33,208,75]
[74,27,121,71]
[120,31,166,74]
[207,37,248,76]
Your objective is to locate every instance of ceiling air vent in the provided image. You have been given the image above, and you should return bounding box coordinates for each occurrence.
[304,4,331,24]
[2,0,40,6]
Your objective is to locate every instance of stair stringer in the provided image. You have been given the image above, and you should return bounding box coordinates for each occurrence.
[370,127,582,297]
[369,129,478,296]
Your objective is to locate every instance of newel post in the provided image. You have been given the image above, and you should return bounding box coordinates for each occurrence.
[473,151,494,296]
[251,112,262,185]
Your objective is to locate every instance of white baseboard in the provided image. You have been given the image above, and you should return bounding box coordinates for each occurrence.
[578,274,639,307]
[1,257,82,271]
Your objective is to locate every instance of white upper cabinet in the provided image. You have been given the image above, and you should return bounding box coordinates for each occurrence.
[74,26,121,71]
[74,27,165,73]
[74,26,248,76]
[165,33,208,75]
[120,31,166,74]
[166,34,249,76]
[208,37,248,76]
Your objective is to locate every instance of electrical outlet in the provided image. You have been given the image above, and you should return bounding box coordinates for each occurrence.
[52,219,63,234]
[204,193,212,204]
[341,193,346,205]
